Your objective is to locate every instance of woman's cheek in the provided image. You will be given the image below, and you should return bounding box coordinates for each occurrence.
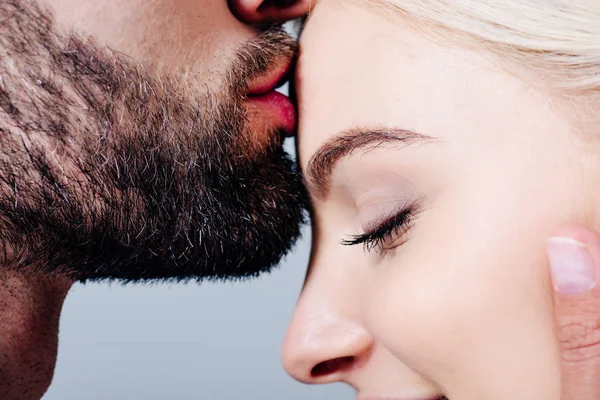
[364,206,560,399]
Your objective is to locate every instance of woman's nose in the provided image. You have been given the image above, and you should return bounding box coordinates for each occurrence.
[228,0,313,24]
[281,290,374,384]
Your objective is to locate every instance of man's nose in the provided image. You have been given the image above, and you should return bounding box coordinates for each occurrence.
[228,0,312,24]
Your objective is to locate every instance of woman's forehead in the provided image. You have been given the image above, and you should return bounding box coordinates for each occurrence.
[296,2,524,163]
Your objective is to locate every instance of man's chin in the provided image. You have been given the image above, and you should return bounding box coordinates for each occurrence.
[73,153,307,284]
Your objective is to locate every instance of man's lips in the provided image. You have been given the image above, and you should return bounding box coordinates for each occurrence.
[247,91,297,134]
[247,60,292,96]
[245,59,296,136]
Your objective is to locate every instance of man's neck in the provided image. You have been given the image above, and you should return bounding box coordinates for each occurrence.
[0,269,71,400]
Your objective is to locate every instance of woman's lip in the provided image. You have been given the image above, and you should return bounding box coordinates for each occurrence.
[246,90,297,136]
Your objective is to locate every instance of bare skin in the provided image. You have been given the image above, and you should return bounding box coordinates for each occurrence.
[0,0,312,398]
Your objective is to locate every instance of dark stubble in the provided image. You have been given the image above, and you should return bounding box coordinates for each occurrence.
[0,0,307,283]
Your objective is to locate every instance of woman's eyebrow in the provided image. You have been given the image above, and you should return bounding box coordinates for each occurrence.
[306,128,434,199]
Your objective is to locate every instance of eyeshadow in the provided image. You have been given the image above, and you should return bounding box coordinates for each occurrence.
[336,170,418,232]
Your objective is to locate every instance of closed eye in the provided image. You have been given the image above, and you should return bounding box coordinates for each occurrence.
[341,204,417,254]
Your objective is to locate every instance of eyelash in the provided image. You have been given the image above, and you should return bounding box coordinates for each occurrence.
[341,205,417,254]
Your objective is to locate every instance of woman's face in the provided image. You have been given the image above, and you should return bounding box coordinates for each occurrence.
[283,0,594,399]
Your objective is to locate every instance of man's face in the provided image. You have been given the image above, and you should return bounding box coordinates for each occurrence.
[0,0,310,282]
[0,0,310,398]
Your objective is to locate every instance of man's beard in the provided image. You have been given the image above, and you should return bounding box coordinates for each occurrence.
[0,0,307,283]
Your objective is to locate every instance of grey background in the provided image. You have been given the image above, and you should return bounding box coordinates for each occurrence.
[43,133,352,399]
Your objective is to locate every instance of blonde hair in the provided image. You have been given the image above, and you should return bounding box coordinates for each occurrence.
[370,0,600,128]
